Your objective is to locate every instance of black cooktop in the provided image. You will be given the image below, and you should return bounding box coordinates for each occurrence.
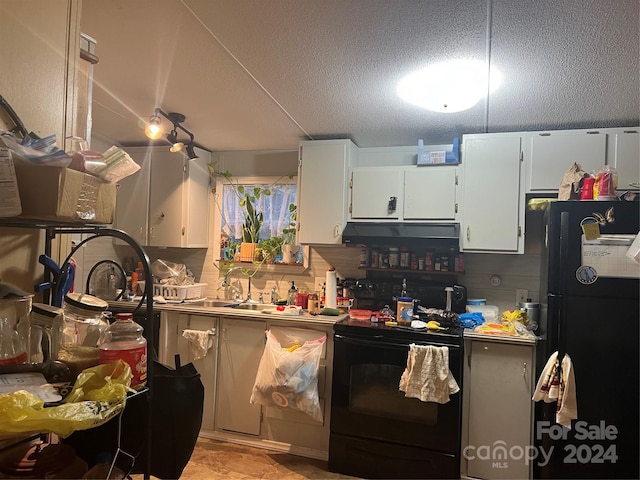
[334,317,463,346]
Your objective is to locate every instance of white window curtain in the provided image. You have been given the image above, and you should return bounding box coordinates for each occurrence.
[221,183,297,243]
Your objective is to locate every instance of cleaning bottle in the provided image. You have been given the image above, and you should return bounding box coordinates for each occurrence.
[287,281,298,306]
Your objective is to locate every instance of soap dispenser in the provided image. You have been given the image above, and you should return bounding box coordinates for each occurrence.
[287,281,298,305]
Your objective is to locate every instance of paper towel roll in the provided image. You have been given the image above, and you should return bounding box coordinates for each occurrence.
[325,267,337,308]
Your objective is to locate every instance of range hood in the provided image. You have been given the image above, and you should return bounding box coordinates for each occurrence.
[342,222,460,250]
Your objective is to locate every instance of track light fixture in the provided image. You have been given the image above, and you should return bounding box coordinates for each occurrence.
[144,108,199,159]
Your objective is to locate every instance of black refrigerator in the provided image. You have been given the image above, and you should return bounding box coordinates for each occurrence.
[534,200,639,479]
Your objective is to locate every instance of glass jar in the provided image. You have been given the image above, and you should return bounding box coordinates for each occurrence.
[0,283,33,366]
[59,293,109,381]
[388,247,399,268]
[399,247,410,268]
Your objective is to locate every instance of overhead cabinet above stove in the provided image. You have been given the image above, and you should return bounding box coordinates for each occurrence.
[349,165,461,221]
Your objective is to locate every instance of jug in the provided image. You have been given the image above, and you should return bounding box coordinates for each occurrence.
[0,283,33,366]
[518,299,540,330]
[30,303,65,364]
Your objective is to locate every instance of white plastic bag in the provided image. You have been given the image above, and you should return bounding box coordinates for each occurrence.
[250,330,326,422]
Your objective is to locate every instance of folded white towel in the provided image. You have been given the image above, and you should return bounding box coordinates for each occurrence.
[399,344,460,404]
[533,351,578,428]
[182,329,213,361]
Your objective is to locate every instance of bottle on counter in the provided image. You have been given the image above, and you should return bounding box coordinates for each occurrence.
[307,293,319,314]
[134,261,145,282]
[98,313,147,390]
[396,297,413,326]
[287,281,298,306]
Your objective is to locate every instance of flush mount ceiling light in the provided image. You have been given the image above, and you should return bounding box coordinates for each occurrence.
[144,108,199,159]
[397,59,501,113]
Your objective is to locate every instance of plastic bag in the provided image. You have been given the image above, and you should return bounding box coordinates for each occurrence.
[0,360,132,438]
[558,162,588,200]
[151,259,194,286]
[250,330,326,422]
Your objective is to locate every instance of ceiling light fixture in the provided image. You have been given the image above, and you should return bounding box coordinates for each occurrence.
[397,59,501,113]
[144,108,200,159]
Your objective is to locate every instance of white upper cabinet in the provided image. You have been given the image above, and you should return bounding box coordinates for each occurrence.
[525,127,639,193]
[115,146,211,248]
[526,130,606,192]
[609,128,640,190]
[350,165,460,221]
[461,133,524,253]
[350,167,403,219]
[297,139,357,244]
[404,167,458,220]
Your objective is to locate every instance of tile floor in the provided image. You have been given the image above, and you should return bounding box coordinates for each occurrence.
[135,438,359,480]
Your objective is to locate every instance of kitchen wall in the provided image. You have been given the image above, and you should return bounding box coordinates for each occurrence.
[76,140,543,312]
[0,0,81,295]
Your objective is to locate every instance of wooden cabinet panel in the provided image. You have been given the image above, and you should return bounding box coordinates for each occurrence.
[461,134,523,253]
[463,339,535,480]
[114,146,211,247]
[404,167,457,220]
[159,312,218,432]
[350,168,402,219]
[215,317,266,436]
[297,140,356,244]
[527,132,606,191]
[611,129,640,190]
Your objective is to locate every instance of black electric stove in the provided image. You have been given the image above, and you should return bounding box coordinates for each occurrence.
[351,278,467,314]
[334,317,463,346]
[330,312,464,478]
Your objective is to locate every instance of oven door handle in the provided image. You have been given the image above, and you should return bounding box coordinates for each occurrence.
[334,334,459,351]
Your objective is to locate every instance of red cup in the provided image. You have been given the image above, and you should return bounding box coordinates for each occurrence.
[581,177,595,200]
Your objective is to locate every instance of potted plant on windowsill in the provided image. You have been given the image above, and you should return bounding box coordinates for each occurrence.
[281,203,300,264]
[238,187,264,262]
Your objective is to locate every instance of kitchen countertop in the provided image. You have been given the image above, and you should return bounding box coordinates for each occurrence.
[463,329,537,345]
[108,300,348,326]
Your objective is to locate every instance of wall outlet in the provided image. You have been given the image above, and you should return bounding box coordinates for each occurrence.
[516,289,529,305]
[314,276,325,293]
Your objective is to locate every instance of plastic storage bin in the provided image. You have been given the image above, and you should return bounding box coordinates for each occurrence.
[137,281,207,301]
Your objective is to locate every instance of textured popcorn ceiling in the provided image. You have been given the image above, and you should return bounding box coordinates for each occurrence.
[81,0,639,151]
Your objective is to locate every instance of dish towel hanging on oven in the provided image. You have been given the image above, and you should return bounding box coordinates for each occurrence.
[182,329,214,361]
[399,344,460,404]
[532,351,578,428]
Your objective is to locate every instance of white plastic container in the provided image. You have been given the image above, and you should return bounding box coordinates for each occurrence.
[466,304,500,323]
[99,313,147,390]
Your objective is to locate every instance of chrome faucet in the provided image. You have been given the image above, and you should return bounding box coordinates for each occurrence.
[221,266,256,303]
[270,285,278,304]
[222,267,246,302]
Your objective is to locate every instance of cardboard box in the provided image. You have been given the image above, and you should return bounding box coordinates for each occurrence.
[13,161,116,223]
[0,149,22,217]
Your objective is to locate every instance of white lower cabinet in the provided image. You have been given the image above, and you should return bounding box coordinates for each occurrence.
[215,317,266,436]
[261,323,333,455]
[159,311,218,432]
[461,337,536,480]
[160,310,335,459]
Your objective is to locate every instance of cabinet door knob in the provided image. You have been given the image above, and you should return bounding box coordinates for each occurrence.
[466,226,471,242]
[523,361,527,377]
